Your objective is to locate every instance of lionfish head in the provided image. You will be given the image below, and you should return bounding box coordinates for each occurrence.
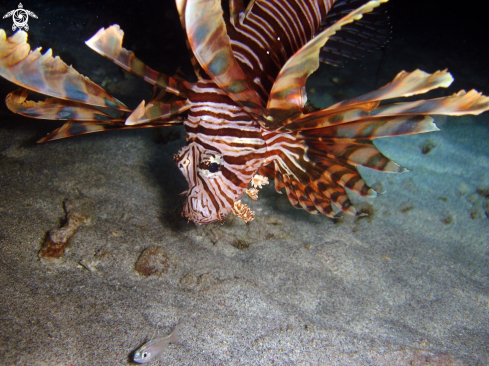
[174,141,252,225]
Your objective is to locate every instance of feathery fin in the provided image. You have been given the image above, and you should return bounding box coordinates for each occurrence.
[185,0,265,118]
[265,0,388,128]
[85,25,190,98]
[38,119,182,143]
[6,89,125,121]
[126,99,191,125]
[0,29,129,111]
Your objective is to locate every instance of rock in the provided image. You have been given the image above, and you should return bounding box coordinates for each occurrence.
[134,246,169,276]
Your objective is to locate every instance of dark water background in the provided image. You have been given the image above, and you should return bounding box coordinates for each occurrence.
[0,0,488,91]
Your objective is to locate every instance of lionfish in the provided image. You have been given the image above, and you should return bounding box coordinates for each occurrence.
[0,0,488,225]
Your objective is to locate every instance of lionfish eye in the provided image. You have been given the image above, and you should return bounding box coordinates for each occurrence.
[198,151,223,178]
[209,162,219,173]
[143,352,148,358]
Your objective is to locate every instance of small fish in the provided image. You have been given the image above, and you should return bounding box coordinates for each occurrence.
[133,325,180,364]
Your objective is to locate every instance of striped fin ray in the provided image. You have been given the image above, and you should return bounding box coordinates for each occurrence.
[305,140,406,172]
[325,69,454,110]
[228,0,334,102]
[281,71,489,133]
[6,89,126,121]
[300,115,438,139]
[370,89,489,117]
[281,174,299,207]
[264,67,489,218]
[126,98,192,125]
[175,0,207,79]
[264,130,366,216]
[0,29,129,111]
[280,102,379,131]
[308,153,376,199]
[185,0,265,118]
[85,25,190,98]
[38,119,182,143]
[274,162,358,216]
[265,0,388,127]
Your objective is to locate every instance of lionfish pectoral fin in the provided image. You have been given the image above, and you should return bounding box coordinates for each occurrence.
[265,0,388,129]
[6,88,125,121]
[185,0,265,116]
[0,29,129,112]
[269,63,489,219]
[370,89,489,117]
[125,99,191,125]
[266,134,366,218]
[325,69,454,111]
[37,118,182,143]
[85,25,191,98]
[279,101,380,132]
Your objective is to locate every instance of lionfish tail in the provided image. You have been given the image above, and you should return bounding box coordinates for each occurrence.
[267,69,489,217]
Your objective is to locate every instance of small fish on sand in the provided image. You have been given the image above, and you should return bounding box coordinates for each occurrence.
[133,324,180,364]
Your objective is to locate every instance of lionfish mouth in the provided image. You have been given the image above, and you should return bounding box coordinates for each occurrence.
[181,194,231,225]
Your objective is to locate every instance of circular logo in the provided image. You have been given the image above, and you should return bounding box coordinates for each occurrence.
[3,3,38,32]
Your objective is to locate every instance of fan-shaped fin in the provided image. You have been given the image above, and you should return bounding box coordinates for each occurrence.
[263,128,376,218]
[6,89,126,121]
[309,188,336,217]
[175,0,207,79]
[306,141,406,172]
[282,71,489,134]
[85,25,190,98]
[301,115,438,139]
[370,89,489,117]
[0,29,129,111]
[281,102,379,131]
[185,0,264,118]
[312,177,357,215]
[290,179,319,214]
[265,0,387,128]
[265,66,489,219]
[325,69,454,110]
[314,156,377,199]
[125,98,192,125]
[38,119,182,143]
[275,162,358,216]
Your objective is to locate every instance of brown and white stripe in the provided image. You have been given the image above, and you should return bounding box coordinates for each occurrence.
[174,80,267,223]
[228,0,334,101]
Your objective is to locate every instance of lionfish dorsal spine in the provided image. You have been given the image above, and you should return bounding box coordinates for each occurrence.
[185,0,265,118]
[265,0,388,128]
[85,25,191,98]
